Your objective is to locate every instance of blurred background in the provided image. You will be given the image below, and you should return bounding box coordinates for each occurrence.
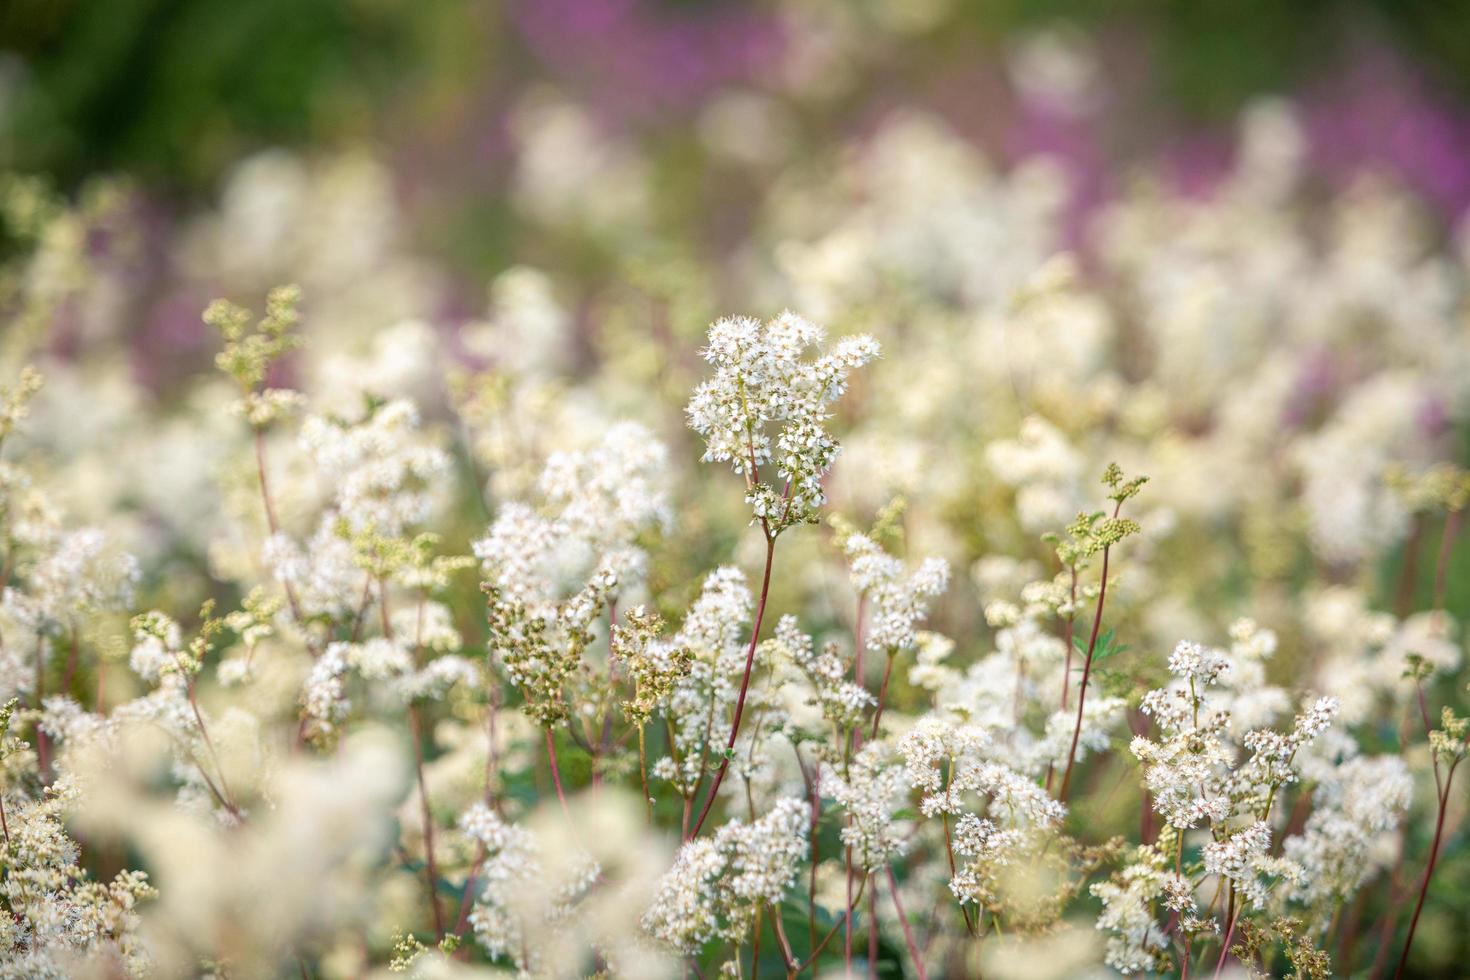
[6,0,1470,358]
[7,0,1470,678]
[6,6,1470,974]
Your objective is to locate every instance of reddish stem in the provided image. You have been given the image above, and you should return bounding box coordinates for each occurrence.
[1213,904,1240,980]
[806,753,822,953]
[844,843,855,975]
[688,533,778,838]
[1059,565,1078,710]
[1058,502,1123,803]
[1394,760,1463,978]
[545,727,572,818]
[410,705,446,938]
[769,905,797,973]
[885,866,927,980]
[34,634,50,783]
[792,875,870,974]
[870,654,895,741]
[254,429,304,625]
[61,628,79,698]
[867,877,879,979]
[752,906,763,980]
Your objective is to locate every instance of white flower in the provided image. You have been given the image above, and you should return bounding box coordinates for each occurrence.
[686,311,878,531]
[843,532,950,655]
[829,743,911,870]
[299,398,451,537]
[643,798,809,953]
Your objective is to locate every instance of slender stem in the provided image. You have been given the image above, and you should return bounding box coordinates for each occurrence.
[1059,564,1078,710]
[689,533,778,838]
[684,692,719,831]
[844,842,855,975]
[545,727,572,818]
[1058,502,1123,803]
[186,678,240,819]
[61,627,79,698]
[1213,904,1241,979]
[638,725,653,821]
[885,866,926,980]
[1394,760,1463,978]
[803,749,821,954]
[1334,887,1367,973]
[769,904,797,976]
[454,689,506,950]
[1369,845,1409,977]
[349,575,373,644]
[33,633,49,783]
[410,705,446,938]
[796,875,869,974]
[851,593,866,756]
[254,428,304,625]
[752,905,762,980]
[870,653,895,741]
[939,807,975,936]
[867,876,878,979]
[385,582,444,939]
[592,602,618,797]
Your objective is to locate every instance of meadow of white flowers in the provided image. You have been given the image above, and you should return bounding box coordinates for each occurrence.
[2,96,1470,980]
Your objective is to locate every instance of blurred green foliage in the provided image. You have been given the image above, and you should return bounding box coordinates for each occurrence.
[0,0,479,189]
[6,0,1470,192]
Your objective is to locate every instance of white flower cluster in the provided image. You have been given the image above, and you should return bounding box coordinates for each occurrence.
[828,743,912,871]
[263,524,362,620]
[540,420,671,563]
[11,88,1470,976]
[765,614,872,732]
[896,715,1066,912]
[657,568,754,790]
[1201,820,1296,909]
[642,797,809,953]
[1134,640,1340,831]
[1284,753,1411,912]
[0,779,156,978]
[0,527,137,641]
[1091,630,1369,972]
[843,532,950,654]
[300,398,451,537]
[458,803,543,970]
[686,311,878,531]
[1091,849,1181,975]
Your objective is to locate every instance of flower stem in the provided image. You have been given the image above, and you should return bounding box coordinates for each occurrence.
[1213,903,1240,980]
[885,865,926,980]
[1394,757,1464,978]
[1058,502,1122,803]
[544,726,571,818]
[410,704,446,939]
[384,581,444,939]
[870,653,894,741]
[866,876,878,979]
[689,532,778,838]
[254,428,304,625]
[638,724,653,821]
